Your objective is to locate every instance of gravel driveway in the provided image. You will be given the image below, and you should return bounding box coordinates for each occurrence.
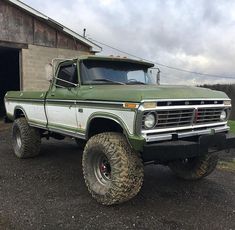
[0,122,234,230]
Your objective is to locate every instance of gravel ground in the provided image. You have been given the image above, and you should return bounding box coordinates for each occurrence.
[0,122,235,230]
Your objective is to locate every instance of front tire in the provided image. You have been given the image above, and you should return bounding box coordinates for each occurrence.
[82,132,144,205]
[168,153,219,180]
[12,118,41,158]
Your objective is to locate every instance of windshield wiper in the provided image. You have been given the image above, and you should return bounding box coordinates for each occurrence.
[92,79,126,85]
[126,80,146,85]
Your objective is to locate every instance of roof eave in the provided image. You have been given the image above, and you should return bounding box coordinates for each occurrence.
[7,0,102,53]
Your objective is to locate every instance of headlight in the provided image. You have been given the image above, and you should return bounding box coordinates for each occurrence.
[144,113,156,129]
[220,110,227,121]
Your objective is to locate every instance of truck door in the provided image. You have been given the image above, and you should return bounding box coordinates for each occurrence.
[45,62,80,136]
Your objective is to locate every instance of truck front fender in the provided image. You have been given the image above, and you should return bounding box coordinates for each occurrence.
[86,112,131,139]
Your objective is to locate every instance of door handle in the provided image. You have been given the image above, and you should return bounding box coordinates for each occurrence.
[50,93,55,96]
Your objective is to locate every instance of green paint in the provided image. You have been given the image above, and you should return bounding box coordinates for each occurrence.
[4,55,231,152]
[48,123,85,134]
[87,111,133,136]
[229,120,235,134]
[78,85,228,102]
[6,84,228,103]
[128,135,146,151]
[6,113,14,121]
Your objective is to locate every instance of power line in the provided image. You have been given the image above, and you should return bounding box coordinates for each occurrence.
[90,38,235,80]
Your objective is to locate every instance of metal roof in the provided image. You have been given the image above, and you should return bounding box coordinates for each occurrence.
[7,0,102,53]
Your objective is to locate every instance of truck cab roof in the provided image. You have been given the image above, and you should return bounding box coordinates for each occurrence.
[55,55,155,68]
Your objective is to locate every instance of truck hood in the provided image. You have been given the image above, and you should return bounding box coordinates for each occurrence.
[81,85,229,102]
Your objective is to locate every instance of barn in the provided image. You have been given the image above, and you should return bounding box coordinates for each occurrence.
[0,0,101,116]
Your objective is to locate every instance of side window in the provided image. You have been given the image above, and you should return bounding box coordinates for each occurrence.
[56,64,78,88]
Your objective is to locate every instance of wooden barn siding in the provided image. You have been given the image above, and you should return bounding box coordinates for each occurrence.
[0,0,90,52]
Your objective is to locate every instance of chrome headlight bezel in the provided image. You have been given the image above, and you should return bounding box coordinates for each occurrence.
[220,110,227,121]
[144,112,156,129]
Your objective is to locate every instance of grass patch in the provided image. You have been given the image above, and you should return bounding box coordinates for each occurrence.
[228,120,235,134]
[217,160,235,172]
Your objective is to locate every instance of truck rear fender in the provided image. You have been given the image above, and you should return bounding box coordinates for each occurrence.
[14,106,28,120]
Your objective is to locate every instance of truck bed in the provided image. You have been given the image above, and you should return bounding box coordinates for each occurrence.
[4,91,47,127]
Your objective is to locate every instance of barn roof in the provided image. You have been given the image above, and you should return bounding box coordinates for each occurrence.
[7,0,102,53]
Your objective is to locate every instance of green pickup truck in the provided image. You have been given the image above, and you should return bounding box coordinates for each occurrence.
[4,55,235,205]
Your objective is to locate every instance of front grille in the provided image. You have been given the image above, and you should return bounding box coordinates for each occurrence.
[196,108,223,124]
[142,109,194,129]
[142,107,225,130]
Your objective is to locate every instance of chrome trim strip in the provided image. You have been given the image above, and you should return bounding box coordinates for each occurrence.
[141,98,230,103]
[141,122,227,134]
[177,126,230,138]
[145,134,172,142]
[46,99,126,105]
[6,98,128,106]
[144,125,230,142]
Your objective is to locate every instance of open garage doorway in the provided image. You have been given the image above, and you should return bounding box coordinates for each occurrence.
[0,47,20,118]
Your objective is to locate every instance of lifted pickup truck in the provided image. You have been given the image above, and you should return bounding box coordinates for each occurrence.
[4,55,235,205]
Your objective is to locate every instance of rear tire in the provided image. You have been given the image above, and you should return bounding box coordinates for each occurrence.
[82,132,144,205]
[12,118,41,158]
[168,153,218,180]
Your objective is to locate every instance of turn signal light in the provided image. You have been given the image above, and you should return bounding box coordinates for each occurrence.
[123,103,138,109]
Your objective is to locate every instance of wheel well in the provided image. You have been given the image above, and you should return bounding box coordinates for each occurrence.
[14,108,26,119]
[87,118,123,138]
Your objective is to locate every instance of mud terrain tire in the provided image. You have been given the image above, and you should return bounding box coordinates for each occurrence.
[12,118,41,158]
[168,153,218,180]
[82,132,144,205]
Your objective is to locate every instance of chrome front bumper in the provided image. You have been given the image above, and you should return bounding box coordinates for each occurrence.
[142,124,230,142]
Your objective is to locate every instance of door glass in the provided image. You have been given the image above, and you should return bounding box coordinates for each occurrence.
[56,64,78,88]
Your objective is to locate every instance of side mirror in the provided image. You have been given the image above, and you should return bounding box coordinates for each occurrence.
[156,68,160,85]
[149,67,160,85]
[45,63,53,81]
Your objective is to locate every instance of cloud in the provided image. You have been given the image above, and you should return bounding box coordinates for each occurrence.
[22,0,235,85]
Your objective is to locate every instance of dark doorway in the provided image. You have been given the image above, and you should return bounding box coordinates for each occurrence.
[0,47,20,117]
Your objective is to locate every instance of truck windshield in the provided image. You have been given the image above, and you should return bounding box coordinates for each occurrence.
[81,60,155,85]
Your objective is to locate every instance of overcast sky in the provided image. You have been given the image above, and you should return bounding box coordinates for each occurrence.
[22,0,235,85]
